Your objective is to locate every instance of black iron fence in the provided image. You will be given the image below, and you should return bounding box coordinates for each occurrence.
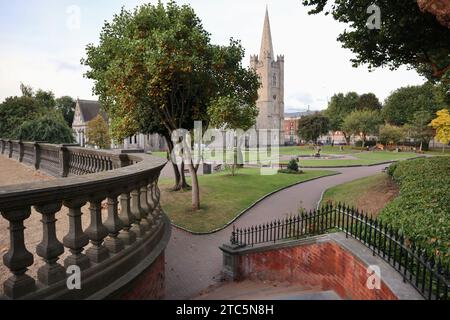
[230,203,449,300]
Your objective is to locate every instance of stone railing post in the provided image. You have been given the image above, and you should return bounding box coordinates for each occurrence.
[85,197,109,264]
[1,207,36,299]
[19,141,24,163]
[112,153,130,169]
[118,193,137,246]
[34,142,42,170]
[59,146,70,177]
[0,139,5,154]
[104,194,125,254]
[34,202,66,286]
[8,140,13,158]
[63,199,90,270]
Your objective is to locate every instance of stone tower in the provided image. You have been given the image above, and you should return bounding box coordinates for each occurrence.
[250,7,285,145]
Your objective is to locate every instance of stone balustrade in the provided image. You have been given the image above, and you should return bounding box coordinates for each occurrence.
[0,139,170,300]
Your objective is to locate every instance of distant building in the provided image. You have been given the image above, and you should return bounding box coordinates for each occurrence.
[284,110,315,145]
[71,99,166,151]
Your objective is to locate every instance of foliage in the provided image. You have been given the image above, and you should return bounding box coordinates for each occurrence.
[429,109,450,147]
[298,113,330,143]
[14,114,75,144]
[357,93,382,111]
[56,96,76,126]
[325,92,359,142]
[86,115,111,149]
[0,84,76,139]
[301,0,450,89]
[208,95,258,132]
[381,157,450,259]
[379,124,406,146]
[405,110,435,151]
[279,158,302,174]
[0,95,42,138]
[82,1,259,209]
[342,109,382,147]
[383,83,440,126]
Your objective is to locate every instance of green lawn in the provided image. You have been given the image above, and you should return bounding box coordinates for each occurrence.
[319,173,399,216]
[290,151,419,167]
[160,168,336,233]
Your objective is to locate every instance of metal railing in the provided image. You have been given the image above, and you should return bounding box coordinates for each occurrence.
[230,203,449,300]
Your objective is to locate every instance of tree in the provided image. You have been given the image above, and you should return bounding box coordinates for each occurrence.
[86,115,110,149]
[297,113,330,144]
[325,92,359,143]
[0,95,42,138]
[15,115,75,144]
[383,83,439,126]
[301,1,450,87]
[342,109,382,148]
[34,89,56,110]
[82,1,260,210]
[406,110,435,151]
[379,124,406,147]
[208,95,259,175]
[357,93,382,111]
[429,109,450,152]
[56,96,76,126]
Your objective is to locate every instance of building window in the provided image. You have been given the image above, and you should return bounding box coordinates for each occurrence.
[273,73,277,87]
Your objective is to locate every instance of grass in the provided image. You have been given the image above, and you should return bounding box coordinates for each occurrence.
[286,151,418,167]
[160,168,336,233]
[150,147,419,167]
[319,173,399,216]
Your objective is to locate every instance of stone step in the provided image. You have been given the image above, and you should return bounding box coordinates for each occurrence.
[194,280,341,300]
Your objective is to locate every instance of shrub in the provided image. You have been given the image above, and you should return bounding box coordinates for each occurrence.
[380,157,450,259]
[287,159,299,172]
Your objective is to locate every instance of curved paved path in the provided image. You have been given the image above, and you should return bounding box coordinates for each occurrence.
[165,164,389,299]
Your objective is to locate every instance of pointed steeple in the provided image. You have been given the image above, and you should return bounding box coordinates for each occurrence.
[260,6,274,60]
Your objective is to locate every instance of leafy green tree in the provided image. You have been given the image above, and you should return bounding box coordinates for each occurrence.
[86,115,110,149]
[298,113,330,144]
[357,93,382,111]
[82,1,259,210]
[34,89,56,110]
[342,109,382,148]
[406,110,434,151]
[208,95,259,175]
[14,115,75,144]
[379,124,406,147]
[383,83,439,126]
[56,96,76,126]
[325,92,359,143]
[0,96,42,138]
[301,0,450,87]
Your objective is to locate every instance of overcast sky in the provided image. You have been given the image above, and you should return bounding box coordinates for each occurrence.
[0,0,426,111]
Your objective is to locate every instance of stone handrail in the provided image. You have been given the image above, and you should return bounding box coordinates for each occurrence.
[0,138,170,300]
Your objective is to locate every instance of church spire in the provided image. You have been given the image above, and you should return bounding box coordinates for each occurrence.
[260,6,274,60]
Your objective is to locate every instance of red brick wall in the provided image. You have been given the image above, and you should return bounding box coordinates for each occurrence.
[120,252,166,300]
[238,242,397,300]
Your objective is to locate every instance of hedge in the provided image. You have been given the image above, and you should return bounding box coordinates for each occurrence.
[380,157,450,259]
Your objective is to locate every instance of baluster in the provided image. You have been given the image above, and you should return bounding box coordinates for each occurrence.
[104,194,124,254]
[62,199,90,270]
[34,202,66,286]
[1,208,36,299]
[118,193,137,245]
[140,183,154,228]
[85,197,109,263]
[130,188,147,237]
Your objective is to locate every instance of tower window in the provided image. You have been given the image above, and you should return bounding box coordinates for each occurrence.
[273,74,277,87]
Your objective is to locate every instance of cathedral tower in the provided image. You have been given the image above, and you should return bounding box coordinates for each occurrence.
[250,8,285,145]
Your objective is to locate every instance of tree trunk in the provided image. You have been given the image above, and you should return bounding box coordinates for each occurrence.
[187,160,200,210]
[178,161,191,190]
